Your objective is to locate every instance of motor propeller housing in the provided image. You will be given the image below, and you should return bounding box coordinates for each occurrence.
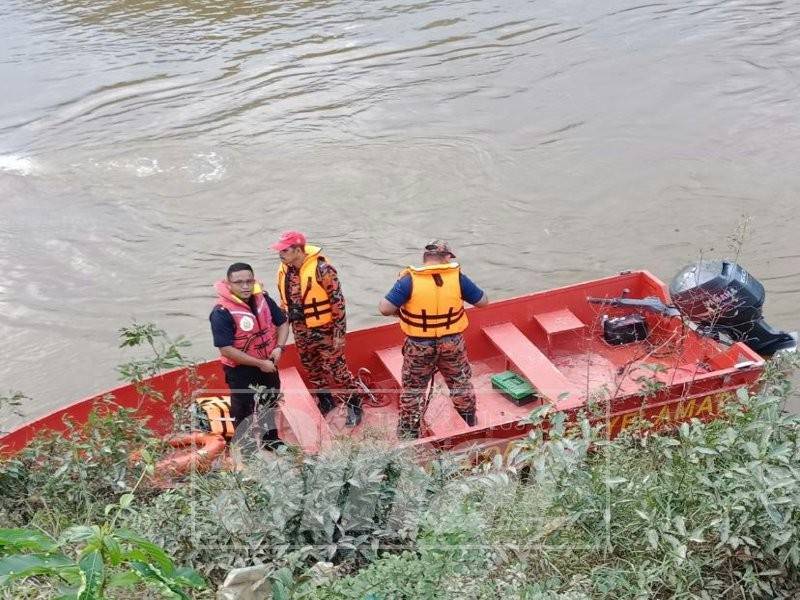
[669,261,796,355]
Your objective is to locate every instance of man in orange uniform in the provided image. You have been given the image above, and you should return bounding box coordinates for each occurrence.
[379,240,488,439]
[270,231,363,427]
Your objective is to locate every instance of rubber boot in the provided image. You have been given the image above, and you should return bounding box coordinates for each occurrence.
[317,391,336,416]
[260,425,285,452]
[345,394,363,428]
[345,404,362,428]
[458,410,476,427]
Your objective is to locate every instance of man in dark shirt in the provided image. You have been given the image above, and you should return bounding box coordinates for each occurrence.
[210,262,289,438]
[379,240,488,439]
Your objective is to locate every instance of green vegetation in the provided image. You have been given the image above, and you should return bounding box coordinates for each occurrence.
[117,322,194,384]
[1,324,799,598]
[304,355,800,599]
[0,518,205,599]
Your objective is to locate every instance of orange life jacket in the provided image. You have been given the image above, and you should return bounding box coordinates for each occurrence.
[193,396,235,439]
[398,262,468,338]
[214,280,278,367]
[276,245,333,327]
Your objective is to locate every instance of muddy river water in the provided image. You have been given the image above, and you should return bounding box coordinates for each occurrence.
[1,0,798,422]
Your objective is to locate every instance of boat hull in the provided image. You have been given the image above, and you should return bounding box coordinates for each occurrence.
[1,271,764,456]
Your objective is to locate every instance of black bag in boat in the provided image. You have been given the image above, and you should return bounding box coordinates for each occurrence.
[603,314,648,345]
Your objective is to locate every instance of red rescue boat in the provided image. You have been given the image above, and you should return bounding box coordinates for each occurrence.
[2,267,793,457]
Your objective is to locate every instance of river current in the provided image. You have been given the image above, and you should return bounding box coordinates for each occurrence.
[1,0,798,422]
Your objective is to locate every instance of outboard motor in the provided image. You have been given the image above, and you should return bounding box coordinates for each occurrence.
[669,261,797,355]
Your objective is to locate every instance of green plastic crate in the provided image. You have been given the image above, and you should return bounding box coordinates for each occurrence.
[491,371,537,405]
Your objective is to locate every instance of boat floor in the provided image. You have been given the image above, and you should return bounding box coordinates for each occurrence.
[317,335,715,445]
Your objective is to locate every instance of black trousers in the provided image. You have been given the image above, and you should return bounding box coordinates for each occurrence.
[223,365,281,431]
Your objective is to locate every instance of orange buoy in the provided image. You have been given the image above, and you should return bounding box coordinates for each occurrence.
[154,432,226,480]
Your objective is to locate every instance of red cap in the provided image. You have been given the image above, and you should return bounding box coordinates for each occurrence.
[270,230,307,251]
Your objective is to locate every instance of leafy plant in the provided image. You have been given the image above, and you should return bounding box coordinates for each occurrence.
[486,361,800,598]
[0,400,163,530]
[633,362,668,398]
[117,322,194,386]
[123,437,460,586]
[0,493,206,598]
[116,321,210,433]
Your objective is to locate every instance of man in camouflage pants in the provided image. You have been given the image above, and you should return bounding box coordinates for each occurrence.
[271,231,363,427]
[379,240,488,439]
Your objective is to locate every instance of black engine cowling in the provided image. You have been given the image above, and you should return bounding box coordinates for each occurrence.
[669,261,796,355]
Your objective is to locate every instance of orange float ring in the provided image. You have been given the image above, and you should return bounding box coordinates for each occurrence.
[153,432,226,480]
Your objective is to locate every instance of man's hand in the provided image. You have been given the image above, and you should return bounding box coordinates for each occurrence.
[259,359,276,373]
[269,347,283,365]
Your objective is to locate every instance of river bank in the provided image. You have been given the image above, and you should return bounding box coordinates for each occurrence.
[2,352,798,598]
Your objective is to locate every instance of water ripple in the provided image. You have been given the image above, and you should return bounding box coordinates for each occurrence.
[1,0,799,410]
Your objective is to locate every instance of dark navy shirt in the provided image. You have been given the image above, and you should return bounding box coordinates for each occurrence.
[210,293,286,348]
[384,272,485,307]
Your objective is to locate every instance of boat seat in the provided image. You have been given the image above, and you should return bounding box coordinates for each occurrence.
[533,308,586,352]
[375,346,404,387]
[483,323,581,404]
[277,367,332,453]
